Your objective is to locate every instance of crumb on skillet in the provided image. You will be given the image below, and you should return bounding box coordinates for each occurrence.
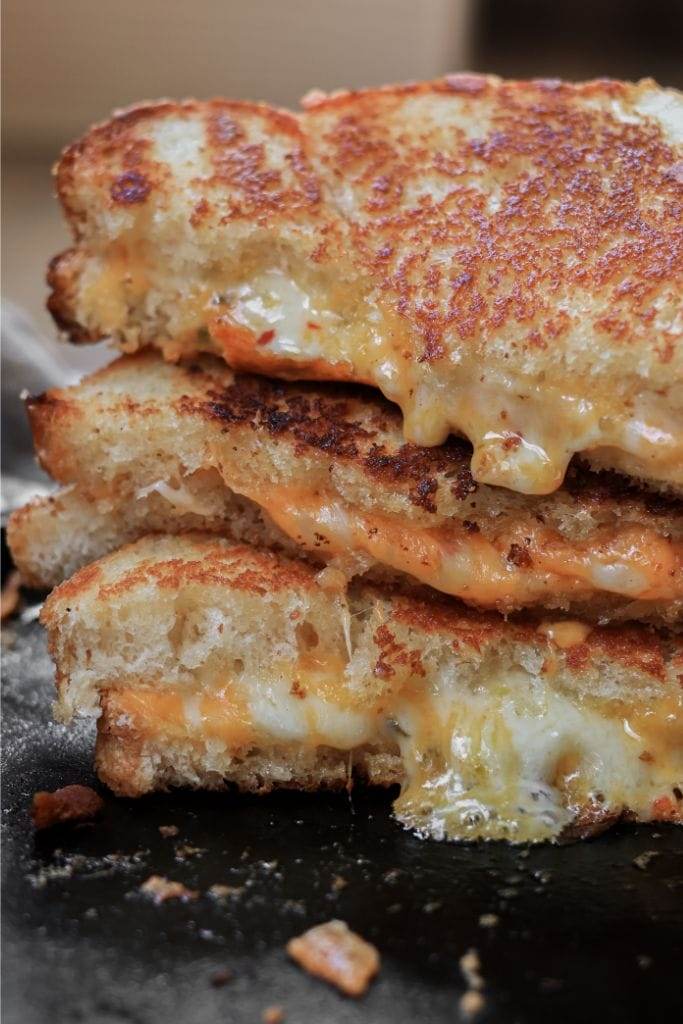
[31,784,104,830]
[139,875,198,902]
[286,919,380,997]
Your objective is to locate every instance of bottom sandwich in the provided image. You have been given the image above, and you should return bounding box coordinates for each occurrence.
[41,534,682,843]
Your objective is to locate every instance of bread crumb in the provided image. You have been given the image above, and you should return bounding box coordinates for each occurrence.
[209,884,244,899]
[262,1007,285,1023]
[459,948,483,990]
[330,874,348,892]
[139,875,198,902]
[210,968,233,987]
[478,913,499,928]
[174,843,206,861]
[633,850,660,871]
[459,990,486,1019]
[31,785,104,830]
[459,947,486,1018]
[158,825,179,838]
[287,919,380,997]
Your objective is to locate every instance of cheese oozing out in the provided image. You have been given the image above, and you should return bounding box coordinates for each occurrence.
[225,484,681,608]
[204,270,683,495]
[82,255,682,494]
[102,653,683,843]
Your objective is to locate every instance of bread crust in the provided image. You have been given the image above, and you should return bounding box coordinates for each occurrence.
[50,77,683,372]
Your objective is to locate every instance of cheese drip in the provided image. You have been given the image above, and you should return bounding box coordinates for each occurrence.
[83,258,683,494]
[207,270,683,495]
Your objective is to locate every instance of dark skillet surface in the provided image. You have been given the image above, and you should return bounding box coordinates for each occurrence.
[2,613,683,1024]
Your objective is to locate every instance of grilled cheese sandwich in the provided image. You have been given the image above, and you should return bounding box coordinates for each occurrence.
[9,351,683,625]
[41,533,683,843]
[47,76,683,494]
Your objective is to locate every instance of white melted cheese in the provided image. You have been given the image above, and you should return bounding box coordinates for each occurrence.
[224,270,341,357]
[392,673,680,843]
[114,663,682,843]
[135,479,217,517]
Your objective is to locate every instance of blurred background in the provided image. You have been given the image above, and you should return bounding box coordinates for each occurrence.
[2,0,682,480]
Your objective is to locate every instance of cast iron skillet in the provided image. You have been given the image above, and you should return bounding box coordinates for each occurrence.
[2,565,682,1024]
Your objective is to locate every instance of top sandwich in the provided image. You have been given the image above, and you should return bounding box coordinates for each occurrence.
[48,75,683,495]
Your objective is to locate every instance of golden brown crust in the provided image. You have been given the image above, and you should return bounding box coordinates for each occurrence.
[48,76,682,369]
[55,97,319,236]
[197,367,479,507]
[305,76,681,364]
[42,535,317,619]
[388,586,674,681]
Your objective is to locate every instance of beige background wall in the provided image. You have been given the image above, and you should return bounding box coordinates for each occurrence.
[3,0,472,154]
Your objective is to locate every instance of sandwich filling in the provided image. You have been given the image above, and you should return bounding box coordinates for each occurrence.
[239,483,681,606]
[99,655,682,843]
[206,269,683,494]
[42,534,683,844]
[82,260,683,494]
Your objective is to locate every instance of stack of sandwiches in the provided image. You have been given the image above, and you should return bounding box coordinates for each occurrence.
[9,74,682,842]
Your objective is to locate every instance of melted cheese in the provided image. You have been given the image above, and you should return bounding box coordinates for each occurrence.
[206,270,683,495]
[233,485,681,606]
[84,258,682,493]
[135,478,217,517]
[104,661,682,843]
[392,679,682,842]
[112,686,255,746]
[82,242,150,333]
[538,621,593,649]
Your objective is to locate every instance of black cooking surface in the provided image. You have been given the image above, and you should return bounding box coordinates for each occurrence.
[2,614,682,1024]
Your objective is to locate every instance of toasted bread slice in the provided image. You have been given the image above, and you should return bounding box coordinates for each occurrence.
[7,478,293,590]
[41,533,683,842]
[48,76,683,494]
[10,350,683,625]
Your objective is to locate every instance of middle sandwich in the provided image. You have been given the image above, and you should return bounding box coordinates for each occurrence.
[10,349,683,628]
